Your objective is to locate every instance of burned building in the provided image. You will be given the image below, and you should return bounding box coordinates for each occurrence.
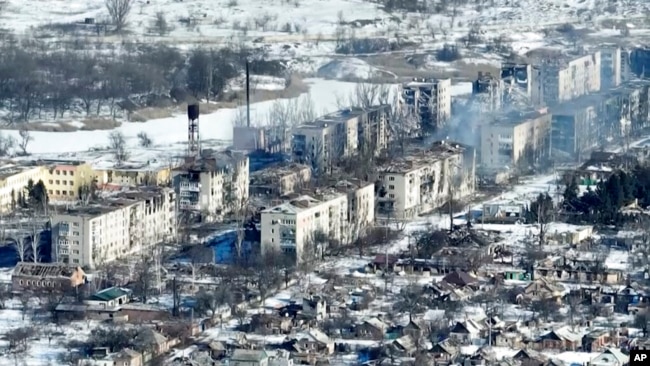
[377,141,475,219]
[292,105,389,175]
[172,150,249,221]
[501,63,543,107]
[249,163,311,198]
[471,71,503,112]
[398,78,451,133]
[600,46,622,90]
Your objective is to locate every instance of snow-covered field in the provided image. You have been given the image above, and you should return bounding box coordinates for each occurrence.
[8,0,648,42]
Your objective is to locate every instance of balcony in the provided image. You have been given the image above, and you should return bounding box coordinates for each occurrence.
[280,241,296,249]
[179,201,199,210]
[179,182,200,192]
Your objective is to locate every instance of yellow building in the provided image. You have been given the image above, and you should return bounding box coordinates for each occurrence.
[37,160,95,201]
[94,165,172,187]
[0,164,47,213]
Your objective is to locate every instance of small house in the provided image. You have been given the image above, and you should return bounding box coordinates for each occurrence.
[590,348,629,366]
[230,349,270,366]
[84,287,131,309]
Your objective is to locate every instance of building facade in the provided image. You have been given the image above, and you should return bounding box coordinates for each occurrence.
[600,46,622,90]
[377,142,476,219]
[480,109,552,170]
[94,164,172,187]
[261,181,375,264]
[249,163,311,197]
[50,187,176,268]
[398,78,451,132]
[501,63,543,106]
[292,105,389,174]
[472,72,503,112]
[541,52,601,105]
[172,151,249,221]
[0,165,47,213]
[261,194,348,263]
[39,160,95,201]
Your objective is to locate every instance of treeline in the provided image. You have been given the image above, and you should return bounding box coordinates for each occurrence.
[562,166,650,225]
[0,40,285,123]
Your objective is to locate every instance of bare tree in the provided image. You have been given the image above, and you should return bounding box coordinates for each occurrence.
[18,127,32,155]
[394,282,425,322]
[195,285,233,323]
[28,223,42,263]
[137,131,152,148]
[108,131,129,164]
[0,132,15,157]
[105,0,133,32]
[12,232,27,263]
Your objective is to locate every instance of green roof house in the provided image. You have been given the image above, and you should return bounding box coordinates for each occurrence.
[84,287,131,309]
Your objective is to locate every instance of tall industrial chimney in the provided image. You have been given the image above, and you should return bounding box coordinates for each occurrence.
[246,61,251,128]
[187,103,200,158]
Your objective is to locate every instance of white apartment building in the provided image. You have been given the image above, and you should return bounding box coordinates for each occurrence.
[172,151,249,221]
[398,78,451,132]
[601,46,622,90]
[377,141,476,219]
[480,109,552,171]
[292,105,389,174]
[50,187,176,268]
[0,164,46,213]
[542,51,601,105]
[261,194,348,263]
[261,180,375,264]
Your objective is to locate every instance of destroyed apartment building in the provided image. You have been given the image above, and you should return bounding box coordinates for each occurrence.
[249,163,311,198]
[500,62,543,107]
[50,187,176,269]
[540,50,601,105]
[398,78,451,133]
[291,105,389,174]
[377,141,476,219]
[172,150,249,221]
[471,71,504,112]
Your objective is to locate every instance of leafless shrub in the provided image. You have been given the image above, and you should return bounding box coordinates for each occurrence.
[108,131,129,164]
[137,131,152,147]
[151,11,174,36]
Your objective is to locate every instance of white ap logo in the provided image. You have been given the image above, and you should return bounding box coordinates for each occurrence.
[634,353,647,362]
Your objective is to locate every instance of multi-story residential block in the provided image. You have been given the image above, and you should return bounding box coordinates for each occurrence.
[551,94,606,161]
[94,163,173,187]
[480,108,552,171]
[261,193,348,263]
[398,78,451,132]
[50,187,176,268]
[501,63,543,106]
[249,163,311,197]
[37,160,96,201]
[0,164,47,213]
[377,141,476,219]
[261,180,375,263]
[292,105,389,174]
[171,151,249,221]
[600,46,622,89]
[471,71,503,112]
[541,51,601,105]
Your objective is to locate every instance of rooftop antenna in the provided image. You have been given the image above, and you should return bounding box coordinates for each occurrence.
[246,60,251,128]
[187,104,200,159]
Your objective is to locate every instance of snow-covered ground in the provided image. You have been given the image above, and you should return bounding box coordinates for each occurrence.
[8,0,648,43]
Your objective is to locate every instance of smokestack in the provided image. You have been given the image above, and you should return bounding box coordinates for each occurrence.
[246,61,251,128]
